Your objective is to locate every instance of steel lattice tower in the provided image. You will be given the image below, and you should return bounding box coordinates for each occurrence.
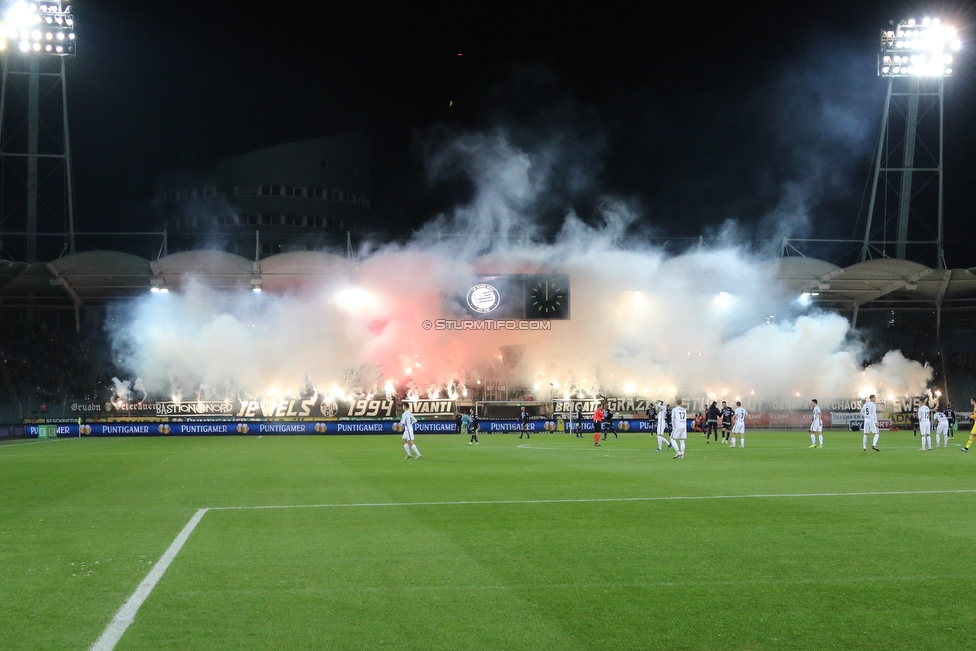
[0,1,77,263]
[860,17,960,269]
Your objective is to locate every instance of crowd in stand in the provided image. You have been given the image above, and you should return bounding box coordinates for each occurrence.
[2,312,976,420]
[948,351,976,375]
[0,322,117,416]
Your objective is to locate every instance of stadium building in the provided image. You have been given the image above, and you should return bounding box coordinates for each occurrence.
[154,134,370,258]
[2,251,976,426]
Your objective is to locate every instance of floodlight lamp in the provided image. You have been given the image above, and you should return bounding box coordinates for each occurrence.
[880,18,960,77]
[0,1,76,56]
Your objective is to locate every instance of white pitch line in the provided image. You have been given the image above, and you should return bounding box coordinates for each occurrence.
[87,486,976,649]
[89,508,209,651]
[0,436,78,449]
[208,488,976,511]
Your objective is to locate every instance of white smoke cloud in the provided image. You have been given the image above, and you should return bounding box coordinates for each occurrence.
[109,129,931,405]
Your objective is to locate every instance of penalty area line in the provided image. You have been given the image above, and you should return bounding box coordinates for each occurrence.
[209,488,976,512]
[89,508,209,651]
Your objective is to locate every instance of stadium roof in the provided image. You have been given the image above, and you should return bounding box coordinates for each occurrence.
[768,257,976,309]
[1,251,975,311]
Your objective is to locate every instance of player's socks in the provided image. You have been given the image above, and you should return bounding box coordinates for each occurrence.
[873,434,880,448]
[740,438,745,448]
[730,437,736,447]
[818,434,824,446]
[594,433,600,445]
[811,434,816,446]
[411,444,421,458]
[680,440,686,455]
[862,434,868,449]
[403,443,411,456]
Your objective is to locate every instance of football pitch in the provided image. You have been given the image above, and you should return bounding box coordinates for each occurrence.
[2,430,975,650]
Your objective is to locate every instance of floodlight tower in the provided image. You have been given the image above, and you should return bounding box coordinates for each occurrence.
[860,17,960,269]
[0,0,77,263]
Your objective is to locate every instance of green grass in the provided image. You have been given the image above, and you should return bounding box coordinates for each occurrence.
[2,430,976,650]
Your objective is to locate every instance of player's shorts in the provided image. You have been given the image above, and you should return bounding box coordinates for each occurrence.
[862,421,879,435]
[722,422,732,431]
[672,427,687,440]
[401,428,415,441]
[810,422,823,432]
[732,423,745,434]
[919,421,931,435]
[937,423,949,435]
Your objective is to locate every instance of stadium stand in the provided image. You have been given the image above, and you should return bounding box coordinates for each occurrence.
[1,253,975,422]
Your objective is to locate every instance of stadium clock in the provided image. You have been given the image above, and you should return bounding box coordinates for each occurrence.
[525,275,570,319]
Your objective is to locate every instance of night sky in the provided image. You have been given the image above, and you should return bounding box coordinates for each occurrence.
[63,1,975,266]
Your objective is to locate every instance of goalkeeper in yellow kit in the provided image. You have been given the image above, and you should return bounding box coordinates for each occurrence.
[959,397,976,452]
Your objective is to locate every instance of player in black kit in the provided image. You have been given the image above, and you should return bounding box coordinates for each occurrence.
[519,407,530,439]
[575,406,584,438]
[602,406,617,440]
[720,401,734,444]
[469,413,480,444]
[646,403,657,433]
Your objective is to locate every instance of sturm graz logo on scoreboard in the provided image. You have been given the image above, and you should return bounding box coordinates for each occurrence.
[466,283,500,313]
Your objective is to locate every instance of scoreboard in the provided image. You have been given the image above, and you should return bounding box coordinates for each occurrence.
[447,274,571,320]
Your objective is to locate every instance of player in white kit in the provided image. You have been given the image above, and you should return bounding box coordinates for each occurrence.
[808,399,823,448]
[934,408,950,448]
[917,401,932,450]
[730,401,747,448]
[670,399,688,459]
[861,394,879,451]
[655,400,669,451]
[400,407,422,459]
